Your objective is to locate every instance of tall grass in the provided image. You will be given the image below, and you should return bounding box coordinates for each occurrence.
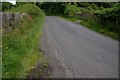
[79,13,120,40]
[2,3,46,78]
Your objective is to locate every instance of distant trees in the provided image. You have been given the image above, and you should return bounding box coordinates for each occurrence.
[2,2,13,11]
[64,4,80,17]
[39,2,66,15]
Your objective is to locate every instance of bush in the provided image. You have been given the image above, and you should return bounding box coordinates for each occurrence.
[64,4,80,17]
[8,3,44,18]
[94,4,120,33]
[77,3,120,40]
[40,2,65,15]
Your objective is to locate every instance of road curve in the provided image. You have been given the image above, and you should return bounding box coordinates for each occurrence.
[41,16,119,78]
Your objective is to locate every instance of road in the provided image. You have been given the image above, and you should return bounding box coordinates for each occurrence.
[41,16,119,78]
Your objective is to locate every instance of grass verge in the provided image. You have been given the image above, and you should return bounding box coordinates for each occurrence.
[2,3,48,78]
[80,20,119,40]
[59,16,79,22]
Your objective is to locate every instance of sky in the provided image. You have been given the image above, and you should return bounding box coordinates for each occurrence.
[8,0,16,5]
[2,0,16,5]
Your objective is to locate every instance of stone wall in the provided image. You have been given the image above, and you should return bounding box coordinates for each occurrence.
[1,12,26,32]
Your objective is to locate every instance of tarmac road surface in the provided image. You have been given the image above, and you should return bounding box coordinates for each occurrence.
[41,16,119,78]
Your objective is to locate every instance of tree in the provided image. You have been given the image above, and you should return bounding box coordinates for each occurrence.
[64,4,80,17]
[2,2,13,11]
[40,2,66,15]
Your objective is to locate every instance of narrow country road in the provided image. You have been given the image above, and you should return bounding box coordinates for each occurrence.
[41,16,119,78]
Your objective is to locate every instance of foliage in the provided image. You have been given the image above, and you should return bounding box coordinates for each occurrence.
[51,2,119,40]
[75,2,120,40]
[80,20,119,40]
[93,3,120,33]
[8,3,44,18]
[40,2,66,15]
[64,4,80,17]
[2,2,14,11]
[2,3,45,78]
[94,3,120,19]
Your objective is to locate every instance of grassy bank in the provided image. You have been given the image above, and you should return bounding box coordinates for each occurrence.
[2,3,46,78]
[80,20,119,40]
[59,16,79,22]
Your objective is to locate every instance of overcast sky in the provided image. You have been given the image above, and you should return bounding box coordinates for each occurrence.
[2,0,16,5]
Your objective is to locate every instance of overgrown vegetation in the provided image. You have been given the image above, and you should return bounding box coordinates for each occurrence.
[39,2,120,40]
[79,3,120,40]
[2,2,14,11]
[39,2,65,15]
[2,3,46,78]
[2,2,120,78]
